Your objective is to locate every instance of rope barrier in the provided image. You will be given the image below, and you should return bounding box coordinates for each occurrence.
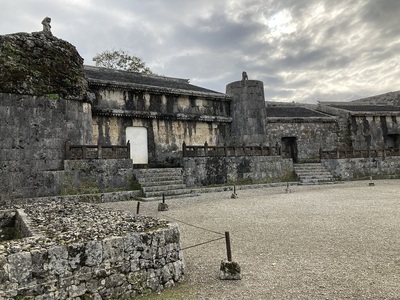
[182,236,225,251]
[158,214,225,236]
[157,214,228,251]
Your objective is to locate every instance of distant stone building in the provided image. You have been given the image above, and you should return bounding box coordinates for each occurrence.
[2,27,400,200]
[85,66,231,166]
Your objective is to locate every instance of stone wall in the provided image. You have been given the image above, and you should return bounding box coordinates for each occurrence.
[183,156,294,186]
[90,86,231,167]
[226,80,268,145]
[266,119,339,162]
[0,201,184,299]
[322,157,400,180]
[350,115,400,149]
[62,159,135,195]
[0,93,93,199]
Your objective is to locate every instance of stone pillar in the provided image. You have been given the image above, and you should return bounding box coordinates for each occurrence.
[226,79,267,146]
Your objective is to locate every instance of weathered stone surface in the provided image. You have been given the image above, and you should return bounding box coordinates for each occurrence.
[323,157,400,180]
[0,93,93,200]
[0,201,184,299]
[7,251,32,283]
[219,259,242,280]
[158,202,169,211]
[183,156,294,186]
[0,31,88,99]
[226,80,267,145]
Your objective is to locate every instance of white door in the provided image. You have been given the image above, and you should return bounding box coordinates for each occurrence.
[126,127,148,164]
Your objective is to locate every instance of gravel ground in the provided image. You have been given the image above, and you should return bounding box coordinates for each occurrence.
[101,180,400,299]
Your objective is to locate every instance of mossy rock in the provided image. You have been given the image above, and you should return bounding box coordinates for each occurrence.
[0,31,88,99]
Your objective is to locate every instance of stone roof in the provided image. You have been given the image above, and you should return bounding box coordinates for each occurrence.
[266,106,331,118]
[326,104,400,112]
[84,66,228,99]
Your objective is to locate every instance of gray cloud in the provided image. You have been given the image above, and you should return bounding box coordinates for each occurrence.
[0,0,399,103]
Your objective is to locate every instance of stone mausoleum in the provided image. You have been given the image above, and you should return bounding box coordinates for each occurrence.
[1,22,400,201]
[2,18,400,299]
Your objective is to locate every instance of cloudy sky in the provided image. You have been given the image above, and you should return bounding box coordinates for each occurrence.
[1,0,399,103]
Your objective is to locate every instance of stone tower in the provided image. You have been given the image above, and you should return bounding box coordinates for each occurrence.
[226,74,267,145]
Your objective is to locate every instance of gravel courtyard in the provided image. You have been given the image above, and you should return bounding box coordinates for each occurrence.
[101,180,400,299]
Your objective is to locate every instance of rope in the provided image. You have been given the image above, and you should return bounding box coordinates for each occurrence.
[158,214,227,251]
[158,214,225,236]
[182,236,225,251]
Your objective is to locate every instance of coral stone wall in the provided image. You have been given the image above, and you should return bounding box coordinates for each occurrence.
[0,93,93,200]
[183,156,294,186]
[322,157,400,180]
[0,201,184,299]
[266,119,339,162]
[91,88,231,166]
[350,115,400,149]
[62,159,134,195]
[226,80,268,145]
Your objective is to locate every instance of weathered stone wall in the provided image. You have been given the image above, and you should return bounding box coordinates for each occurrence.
[0,93,93,199]
[183,156,294,186]
[266,119,339,162]
[226,80,268,145]
[0,221,184,299]
[0,31,88,99]
[93,88,230,117]
[62,159,135,195]
[322,157,400,180]
[350,115,400,149]
[91,87,231,166]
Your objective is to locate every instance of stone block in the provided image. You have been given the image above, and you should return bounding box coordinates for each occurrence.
[103,236,124,264]
[158,203,169,211]
[48,245,69,276]
[85,240,103,267]
[7,251,32,283]
[219,260,242,280]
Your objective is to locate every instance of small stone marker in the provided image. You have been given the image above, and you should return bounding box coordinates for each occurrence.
[369,176,375,186]
[158,194,169,211]
[285,182,291,193]
[231,185,238,198]
[220,260,242,280]
[158,202,169,211]
[220,231,242,280]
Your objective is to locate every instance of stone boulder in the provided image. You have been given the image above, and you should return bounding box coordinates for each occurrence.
[0,31,88,99]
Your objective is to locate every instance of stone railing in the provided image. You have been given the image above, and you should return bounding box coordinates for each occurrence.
[65,141,130,160]
[182,142,282,157]
[319,147,400,159]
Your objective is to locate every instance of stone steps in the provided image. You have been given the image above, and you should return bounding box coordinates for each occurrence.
[294,163,334,185]
[133,168,197,201]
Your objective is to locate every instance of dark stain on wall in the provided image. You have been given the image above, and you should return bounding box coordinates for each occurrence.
[125,91,134,110]
[204,157,227,185]
[150,94,162,111]
[166,95,177,113]
[381,116,388,145]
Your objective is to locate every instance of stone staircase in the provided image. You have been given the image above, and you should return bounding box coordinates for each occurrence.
[293,163,334,185]
[133,168,198,201]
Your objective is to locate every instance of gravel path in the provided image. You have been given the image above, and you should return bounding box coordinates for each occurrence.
[101,180,400,299]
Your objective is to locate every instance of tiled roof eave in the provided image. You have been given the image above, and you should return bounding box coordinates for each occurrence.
[87,79,232,101]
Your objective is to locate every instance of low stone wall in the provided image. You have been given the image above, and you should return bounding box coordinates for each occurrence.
[62,159,135,195]
[322,156,400,180]
[0,200,184,299]
[183,156,294,186]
